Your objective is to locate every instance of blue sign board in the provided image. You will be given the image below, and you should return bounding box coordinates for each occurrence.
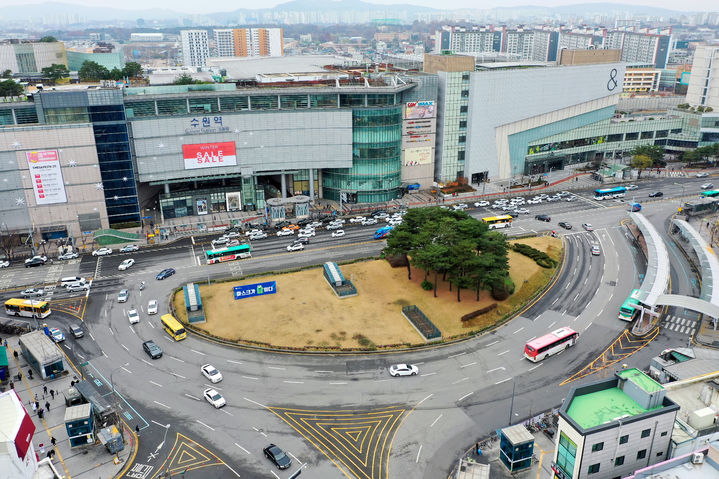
[234,281,277,300]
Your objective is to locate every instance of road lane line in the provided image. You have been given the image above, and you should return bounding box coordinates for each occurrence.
[551,298,559,305]
[420,372,436,377]
[416,444,423,463]
[121,366,132,374]
[513,327,524,334]
[109,327,114,335]
[315,370,332,373]
[584,322,593,331]
[495,378,511,385]
[89,332,95,341]
[226,359,243,365]
[184,394,200,401]
[270,471,280,479]
[153,400,170,409]
[102,350,108,358]
[460,362,477,369]
[430,414,442,428]
[289,452,302,464]
[169,356,185,363]
[528,363,543,371]
[149,322,155,329]
[243,397,268,408]
[486,340,499,347]
[457,392,474,402]
[235,443,250,454]
[171,372,186,379]
[416,394,433,406]
[329,382,347,385]
[121,344,129,351]
[196,420,214,431]
[526,336,536,342]
[486,367,505,373]
[141,359,153,366]
[242,376,258,380]
[573,293,579,301]
[447,352,466,359]
[548,321,556,329]
[221,409,233,416]
[149,381,163,388]
[190,349,206,356]
[283,380,304,384]
[268,366,285,370]
[497,350,510,356]
[452,377,469,385]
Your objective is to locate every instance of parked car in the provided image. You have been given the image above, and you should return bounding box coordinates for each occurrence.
[127,309,140,324]
[361,218,378,226]
[331,230,345,238]
[92,248,113,256]
[156,268,176,280]
[389,364,419,377]
[120,244,139,253]
[514,208,530,214]
[535,214,551,222]
[702,183,714,190]
[309,221,323,228]
[58,252,79,260]
[21,288,44,298]
[453,203,469,210]
[591,245,601,256]
[148,300,158,315]
[142,340,162,359]
[201,364,223,383]
[565,197,577,202]
[249,232,268,240]
[626,184,638,190]
[203,388,226,408]
[118,258,135,271]
[648,191,663,198]
[582,223,593,231]
[244,229,263,237]
[48,327,65,343]
[287,243,304,252]
[0,260,9,268]
[558,222,573,230]
[69,324,84,338]
[474,201,490,207]
[24,258,44,268]
[696,172,710,178]
[326,223,343,230]
[373,212,389,219]
[263,444,292,470]
[117,289,129,303]
[276,229,294,237]
[349,216,365,223]
[223,231,241,239]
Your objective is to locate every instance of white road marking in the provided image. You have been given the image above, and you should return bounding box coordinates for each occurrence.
[451,377,469,385]
[486,367,505,373]
[585,322,593,331]
[243,397,268,408]
[430,414,443,428]
[184,394,201,401]
[242,376,258,380]
[227,359,243,365]
[486,340,499,347]
[221,409,233,416]
[447,352,466,359]
[420,372,436,377]
[513,327,524,334]
[121,366,132,374]
[495,378,512,385]
[329,382,347,385]
[149,322,155,329]
[129,325,137,335]
[529,363,543,371]
[141,359,153,366]
[283,380,304,384]
[149,380,163,388]
[416,444,423,463]
[121,344,129,351]
[497,350,510,356]
[153,400,170,409]
[457,392,474,402]
[109,327,114,335]
[416,394,433,406]
[102,350,108,358]
[171,372,186,379]
[151,420,168,427]
[460,362,477,369]
[573,293,579,301]
[89,332,95,341]
[235,443,250,454]
[270,471,280,479]
[190,349,206,356]
[548,321,556,329]
[268,366,285,370]
[169,356,185,363]
[551,298,559,305]
[196,420,214,431]
[288,452,302,465]
[526,336,536,342]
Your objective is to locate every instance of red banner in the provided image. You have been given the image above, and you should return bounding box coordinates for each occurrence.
[182,142,237,170]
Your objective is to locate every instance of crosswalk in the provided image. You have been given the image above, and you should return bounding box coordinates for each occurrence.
[663,315,697,336]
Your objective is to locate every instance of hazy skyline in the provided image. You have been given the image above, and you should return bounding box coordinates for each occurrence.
[6,0,719,15]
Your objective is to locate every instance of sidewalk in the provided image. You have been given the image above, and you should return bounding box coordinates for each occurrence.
[1,335,136,479]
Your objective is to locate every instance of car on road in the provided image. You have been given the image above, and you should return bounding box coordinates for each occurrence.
[58,251,79,260]
[92,248,113,256]
[331,230,345,238]
[558,222,573,230]
[21,288,44,298]
[535,214,551,222]
[148,300,158,315]
[61,277,85,287]
[127,309,140,324]
[48,327,65,343]
[244,229,263,237]
[118,258,135,271]
[0,260,8,268]
[349,216,365,223]
[591,245,601,256]
[326,223,343,230]
[453,203,469,210]
[292,237,309,245]
[361,218,378,226]
[223,231,241,239]
[648,191,663,198]
[203,388,226,408]
[309,221,323,228]
[298,229,315,238]
[696,172,710,178]
[263,444,292,470]
[286,224,301,230]
[582,223,593,231]
[514,208,529,214]
[201,364,223,383]
[373,212,389,219]
[474,201,490,207]
[626,184,638,190]
[156,268,175,280]
[69,324,84,338]
[702,183,714,190]
[142,340,162,359]
[66,282,89,293]
[120,244,139,253]
[389,363,419,377]
[565,196,577,202]
[287,243,304,252]
[276,228,294,237]
[24,258,44,268]
[249,232,268,240]
[117,289,129,303]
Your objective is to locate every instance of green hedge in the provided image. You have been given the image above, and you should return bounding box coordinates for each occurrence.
[512,243,557,268]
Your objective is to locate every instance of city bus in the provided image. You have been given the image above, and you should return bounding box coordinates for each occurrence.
[160,314,186,341]
[594,187,627,200]
[701,190,719,198]
[524,327,579,362]
[374,226,393,239]
[481,215,513,229]
[619,289,642,322]
[4,298,51,319]
[205,243,251,265]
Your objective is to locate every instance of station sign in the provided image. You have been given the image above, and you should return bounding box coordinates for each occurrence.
[234,281,277,300]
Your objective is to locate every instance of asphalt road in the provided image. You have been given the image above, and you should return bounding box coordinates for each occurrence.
[0,174,711,479]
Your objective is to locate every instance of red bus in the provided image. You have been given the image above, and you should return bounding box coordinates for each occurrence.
[524,327,579,362]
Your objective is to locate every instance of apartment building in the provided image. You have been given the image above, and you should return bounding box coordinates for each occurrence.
[232,28,284,57]
[180,30,209,67]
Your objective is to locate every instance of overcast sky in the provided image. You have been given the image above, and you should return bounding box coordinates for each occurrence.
[8,0,718,14]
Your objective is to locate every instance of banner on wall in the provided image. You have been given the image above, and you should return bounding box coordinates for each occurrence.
[403,147,433,166]
[405,101,435,119]
[196,198,208,215]
[26,150,67,205]
[226,192,242,212]
[182,142,237,170]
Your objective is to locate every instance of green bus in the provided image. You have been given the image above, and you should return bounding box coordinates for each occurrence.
[619,289,641,322]
[701,190,719,198]
[206,244,251,265]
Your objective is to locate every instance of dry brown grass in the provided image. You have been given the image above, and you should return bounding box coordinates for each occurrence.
[173,236,562,349]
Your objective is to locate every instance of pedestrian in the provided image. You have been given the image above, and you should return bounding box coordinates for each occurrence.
[38,408,44,419]
[43,385,47,395]
[475,442,480,455]
[135,425,140,436]
[13,350,18,359]
[45,401,50,411]
[28,369,33,379]
[35,400,39,410]
[50,437,56,447]
[32,402,37,412]
[50,389,55,400]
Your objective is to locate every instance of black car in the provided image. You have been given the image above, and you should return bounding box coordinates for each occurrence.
[69,324,84,338]
[142,340,163,359]
[156,268,176,280]
[296,219,311,226]
[275,221,291,228]
[508,212,519,218]
[24,257,45,268]
[648,191,663,198]
[263,444,292,470]
[535,214,551,222]
[293,237,310,245]
[558,222,573,230]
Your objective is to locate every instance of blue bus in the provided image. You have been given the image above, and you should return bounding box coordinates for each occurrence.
[374,226,393,239]
[594,187,627,201]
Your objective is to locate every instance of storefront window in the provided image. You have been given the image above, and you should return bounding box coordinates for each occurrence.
[219,96,249,112]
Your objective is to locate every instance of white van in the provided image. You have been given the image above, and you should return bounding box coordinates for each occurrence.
[61,277,86,287]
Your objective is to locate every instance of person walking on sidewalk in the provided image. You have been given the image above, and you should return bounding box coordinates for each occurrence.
[50,437,56,447]
[45,401,50,411]
[43,385,48,396]
[50,389,55,400]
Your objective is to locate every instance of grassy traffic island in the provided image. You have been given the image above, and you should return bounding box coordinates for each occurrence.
[172,235,562,351]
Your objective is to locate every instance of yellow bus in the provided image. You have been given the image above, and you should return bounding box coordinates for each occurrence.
[4,298,51,319]
[481,215,513,230]
[160,314,186,341]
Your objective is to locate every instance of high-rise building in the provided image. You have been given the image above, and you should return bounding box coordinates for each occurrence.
[180,30,209,67]
[433,25,502,55]
[608,29,672,69]
[0,39,68,75]
[686,45,719,110]
[232,28,284,57]
[213,29,235,57]
[504,28,559,62]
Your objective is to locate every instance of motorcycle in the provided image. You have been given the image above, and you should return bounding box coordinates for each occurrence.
[139,281,146,291]
[551,231,559,238]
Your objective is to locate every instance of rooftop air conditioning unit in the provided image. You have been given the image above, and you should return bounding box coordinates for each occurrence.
[692,452,704,464]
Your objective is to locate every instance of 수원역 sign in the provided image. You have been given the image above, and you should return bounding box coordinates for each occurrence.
[233,281,277,300]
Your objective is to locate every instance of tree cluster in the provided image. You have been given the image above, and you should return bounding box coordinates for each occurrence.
[683,143,719,164]
[384,207,512,302]
[630,145,665,178]
[41,64,70,83]
[0,79,23,97]
[78,61,143,82]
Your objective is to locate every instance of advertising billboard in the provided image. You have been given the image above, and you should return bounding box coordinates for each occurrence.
[402,134,435,148]
[226,192,242,212]
[405,101,435,119]
[404,147,433,166]
[25,150,67,205]
[234,281,277,300]
[182,141,237,170]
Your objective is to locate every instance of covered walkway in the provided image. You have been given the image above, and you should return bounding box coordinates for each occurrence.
[629,212,670,308]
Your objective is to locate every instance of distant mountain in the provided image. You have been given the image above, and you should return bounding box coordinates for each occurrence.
[0,2,182,21]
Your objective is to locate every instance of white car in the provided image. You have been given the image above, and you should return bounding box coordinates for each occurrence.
[514,208,529,214]
[203,388,226,408]
[120,244,139,253]
[25,255,47,264]
[147,300,158,315]
[0,260,9,268]
[276,229,294,237]
[373,213,389,219]
[49,327,65,343]
[453,203,469,210]
[249,232,268,240]
[583,223,593,231]
[696,172,710,178]
[298,229,315,237]
[389,364,419,377]
[702,183,714,190]
[21,288,44,298]
[361,218,378,226]
[349,216,365,223]
[474,201,490,207]
[58,252,79,260]
[326,223,343,230]
[92,248,112,256]
[388,219,403,226]
[66,282,89,293]
[118,258,135,271]
[287,243,304,252]
[331,230,345,238]
[309,221,323,228]
[333,218,346,224]
[223,231,241,239]
[245,229,263,237]
[127,309,140,324]
[117,289,129,303]
[201,364,223,383]
[211,237,229,247]
[626,185,638,191]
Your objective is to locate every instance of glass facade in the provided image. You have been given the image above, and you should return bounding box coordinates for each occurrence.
[555,432,576,478]
[323,108,402,203]
[437,72,470,182]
